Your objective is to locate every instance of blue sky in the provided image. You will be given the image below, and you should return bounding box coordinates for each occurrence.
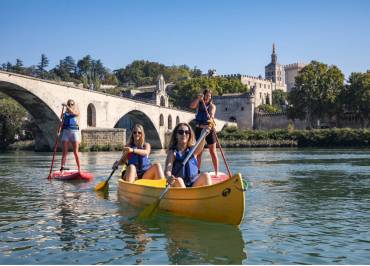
[1,0,369,78]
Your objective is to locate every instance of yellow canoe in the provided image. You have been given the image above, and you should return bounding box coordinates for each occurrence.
[117,173,246,225]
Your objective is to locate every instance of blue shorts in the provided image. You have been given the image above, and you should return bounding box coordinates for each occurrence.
[61,129,80,142]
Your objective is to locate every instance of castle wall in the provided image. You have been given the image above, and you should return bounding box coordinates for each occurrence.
[254,112,307,130]
[213,93,255,129]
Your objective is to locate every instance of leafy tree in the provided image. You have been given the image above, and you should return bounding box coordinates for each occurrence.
[170,76,249,108]
[340,71,370,127]
[272,89,287,107]
[0,97,27,149]
[287,61,344,128]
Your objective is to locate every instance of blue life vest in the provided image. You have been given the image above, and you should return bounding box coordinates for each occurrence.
[195,101,210,125]
[172,147,199,187]
[127,145,151,173]
[63,112,79,130]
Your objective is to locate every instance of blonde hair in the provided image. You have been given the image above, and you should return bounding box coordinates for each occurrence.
[167,123,195,151]
[128,124,145,147]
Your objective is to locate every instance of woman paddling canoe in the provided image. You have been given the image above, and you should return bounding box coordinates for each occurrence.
[164,122,213,188]
[113,124,164,183]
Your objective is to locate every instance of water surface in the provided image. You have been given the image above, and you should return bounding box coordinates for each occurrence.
[0,148,369,264]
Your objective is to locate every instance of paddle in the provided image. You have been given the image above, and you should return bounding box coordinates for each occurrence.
[201,98,233,178]
[138,128,209,220]
[95,163,127,192]
[47,105,65,179]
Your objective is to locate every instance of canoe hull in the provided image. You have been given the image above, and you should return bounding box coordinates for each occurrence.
[118,173,245,225]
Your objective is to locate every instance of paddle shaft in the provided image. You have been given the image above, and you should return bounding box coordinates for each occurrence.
[159,128,209,201]
[200,98,232,177]
[105,168,117,184]
[47,106,65,179]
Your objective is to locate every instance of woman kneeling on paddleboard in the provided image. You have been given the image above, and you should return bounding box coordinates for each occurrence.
[113,124,164,183]
[165,122,212,188]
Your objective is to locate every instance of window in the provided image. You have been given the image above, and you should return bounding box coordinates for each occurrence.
[159,114,164,126]
[241,107,244,111]
[168,115,172,129]
[87,103,96,127]
[176,116,180,125]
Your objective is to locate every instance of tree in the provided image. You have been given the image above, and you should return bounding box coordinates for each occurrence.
[37,54,49,79]
[287,61,345,128]
[272,89,287,107]
[340,71,370,127]
[170,76,249,108]
[13,59,25,74]
[0,97,27,149]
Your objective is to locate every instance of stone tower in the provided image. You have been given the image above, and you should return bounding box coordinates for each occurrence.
[265,43,285,87]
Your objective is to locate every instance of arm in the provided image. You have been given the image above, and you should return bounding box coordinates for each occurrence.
[189,94,203,109]
[208,103,216,119]
[164,149,176,178]
[123,142,151,157]
[66,105,80,116]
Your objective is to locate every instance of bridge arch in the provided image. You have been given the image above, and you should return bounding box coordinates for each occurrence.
[0,81,60,150]
[114,110,162,148]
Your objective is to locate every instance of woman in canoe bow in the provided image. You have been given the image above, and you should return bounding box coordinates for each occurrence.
[165,122,213,188]
[113,124,164,183]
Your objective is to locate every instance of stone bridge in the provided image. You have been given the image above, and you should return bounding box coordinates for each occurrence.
[0,70,230,150]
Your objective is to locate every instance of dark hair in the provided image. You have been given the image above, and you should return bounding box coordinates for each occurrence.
[203,89,212,104]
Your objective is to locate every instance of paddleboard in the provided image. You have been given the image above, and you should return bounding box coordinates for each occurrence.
[52,170,93,181]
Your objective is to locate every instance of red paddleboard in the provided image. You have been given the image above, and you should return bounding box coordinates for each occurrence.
[209,172,229,184]
[52,170,93,181]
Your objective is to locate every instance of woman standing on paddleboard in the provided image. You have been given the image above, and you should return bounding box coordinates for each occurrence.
[60,99,81,173]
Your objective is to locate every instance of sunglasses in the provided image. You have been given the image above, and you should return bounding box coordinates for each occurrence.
[177,129,190,135]
[133,131,142,135]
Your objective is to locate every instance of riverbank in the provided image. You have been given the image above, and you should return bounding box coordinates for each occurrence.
[5,127,370,151]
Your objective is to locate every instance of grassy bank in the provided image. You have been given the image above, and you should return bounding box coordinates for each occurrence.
[218,126,370,148]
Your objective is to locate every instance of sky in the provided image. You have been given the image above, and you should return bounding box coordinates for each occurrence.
[1,0,369,78]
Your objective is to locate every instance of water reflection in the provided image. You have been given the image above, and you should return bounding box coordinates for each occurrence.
[124,214,247,265]
[163,218,246,264]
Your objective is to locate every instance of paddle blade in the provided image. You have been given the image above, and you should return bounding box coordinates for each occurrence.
[137,200,160,220]
[95,180,108,191]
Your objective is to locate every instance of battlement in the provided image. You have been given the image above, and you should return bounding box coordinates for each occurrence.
[220,73,271,82]
[284,62,306,70]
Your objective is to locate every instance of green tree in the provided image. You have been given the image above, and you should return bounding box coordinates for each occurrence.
[287,61,344,128]
[0,97,27,149]
[272,89,287,107]
[37,54,49,79]
[341,71,370,127]
[170,76,249,108]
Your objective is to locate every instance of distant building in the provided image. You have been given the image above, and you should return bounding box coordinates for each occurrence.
[124,74,171,107]
[284,63,307,92]
[265,43,287,92]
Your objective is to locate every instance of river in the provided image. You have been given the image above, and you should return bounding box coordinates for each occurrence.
[0,148,369,264]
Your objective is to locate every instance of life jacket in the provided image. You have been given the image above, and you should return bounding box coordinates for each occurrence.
[172,147,199,187]
[63,112,79,130]
[195,101,210,125]
[127,144,151,173]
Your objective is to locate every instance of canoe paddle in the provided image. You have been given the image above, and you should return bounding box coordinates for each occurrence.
[138,128,210,220]
[94,167,118,192]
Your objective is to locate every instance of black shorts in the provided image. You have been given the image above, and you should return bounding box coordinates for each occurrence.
[195,126,216,145]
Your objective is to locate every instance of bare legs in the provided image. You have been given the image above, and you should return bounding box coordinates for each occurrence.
[171,172,212,188]
[61,141,81,172]
[197,143,219,176]
[124,163,164,183]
